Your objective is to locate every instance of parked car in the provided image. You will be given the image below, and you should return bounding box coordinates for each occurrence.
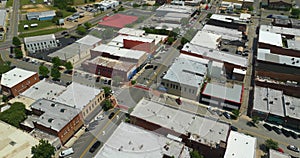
[108,112,115,119]
[290,131,298,139]
[263,124,272,131]
[145,64,154,69]
[59,148,74,157]
[223,112,231,119]
[175,97,182,105]
[272,126,282,134]
[96,114,104,120]
[230,126,238,131]
[282,129,291,137]
[89,141,101,153]
[96,76,100,82]
[287,145,300,152]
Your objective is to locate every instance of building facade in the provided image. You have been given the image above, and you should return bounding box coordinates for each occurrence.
[1,68,40,97]
[24,34,57,53]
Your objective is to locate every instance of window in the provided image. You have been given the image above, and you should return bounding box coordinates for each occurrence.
[184,87,186,92]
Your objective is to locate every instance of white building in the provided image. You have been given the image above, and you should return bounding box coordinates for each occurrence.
[24,34,57,53]
[224,131,257,158]
[48,35,102,65]
[190,31,222,50]
[95,122,190,158]
[96,0,119,11]
[161,54,208,100]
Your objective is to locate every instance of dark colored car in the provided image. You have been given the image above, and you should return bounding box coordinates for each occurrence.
[263,124,272,131]
[89,141,101,153]
[272,126,282,134]
[290,131,298,139]
[175,98,182,105]
[153,66,158,70]
[282,129,291,137]
[223,112,231,119]
[108,112,115,119]
[96,76,100,82]
[230,126,238,131]
[145,65,154,69]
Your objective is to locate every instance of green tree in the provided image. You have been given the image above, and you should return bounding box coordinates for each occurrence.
[231,109,240,119]
[181,37,189,45]
[76,26,87,35]
[39,65,50,77]
[133,3,140,8]
[31,139,55,158]
[65,61,73,71]
[248,6,254,11]
[131,80,136,85]
[51,56,61,68]
[167,37,175,45]
[1,95,8,103]
[102,99,113,111]
[84,22,92,29]
[12,36,21,47]
[291,8,300,17]
[190,150,204,158]
[0,102,27,128]
[118,6,125,11]
[252,116,260,124]
[103,86,111,97]
[51,67,61,80]
[56,10,63,17]
[14,48,23,59]
[265,139,279,150]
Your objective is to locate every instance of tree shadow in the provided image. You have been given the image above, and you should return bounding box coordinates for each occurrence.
[259,144,268,153]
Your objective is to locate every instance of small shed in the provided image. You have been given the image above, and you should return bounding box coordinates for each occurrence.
[58,19,64,25]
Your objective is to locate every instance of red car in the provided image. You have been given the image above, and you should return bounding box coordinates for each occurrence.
[175,98,182,105]
[278,148,284,153]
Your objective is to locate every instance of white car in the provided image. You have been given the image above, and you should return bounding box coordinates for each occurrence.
[95,114,104,120]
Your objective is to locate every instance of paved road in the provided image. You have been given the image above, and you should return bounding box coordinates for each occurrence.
[70,109,125,158]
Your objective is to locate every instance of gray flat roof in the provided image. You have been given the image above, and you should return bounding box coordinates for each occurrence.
[21,79,67,101]
[260,25,300,37]
[257,48,300,68]
[118,27,145,36]
[156,4,195,14]
[287,38,300,50]
[0,9,6,27]
[92,44,147,60]
[190,31,221,50]
[95,122,190,158]
[253,86,285,117]
[27,10,56,18]
[24,34,56,43]
[131,99,230,147]
[284,95,300,120]
[31,99,81,132]
[163,57,207,88]
[55,82,102,110]
[88,56,135,71]
[202,25,242,41]
[182,43,248,68]
[202,82,243,103]
[76,35,102,46]
[48,42,91,60]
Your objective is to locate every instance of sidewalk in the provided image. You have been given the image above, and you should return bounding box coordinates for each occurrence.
[63,127,86,148]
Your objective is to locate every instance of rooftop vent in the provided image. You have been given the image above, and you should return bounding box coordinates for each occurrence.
[60,109,65,113]
[50,103,56,107]
[286,102,290,105]
[269,101,273,104]
[9,141,16,146]
[263,98,267,101]
[48,118,54,123]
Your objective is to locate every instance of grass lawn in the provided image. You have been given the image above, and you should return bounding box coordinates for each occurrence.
[0,56,11,74]
[5,0,13,7]
[19,20,56,32]
[19,28,66,38]
[20,0,45,6]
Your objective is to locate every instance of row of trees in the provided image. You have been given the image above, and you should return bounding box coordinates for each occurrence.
[0,102,27,128]
[39,57,73,80]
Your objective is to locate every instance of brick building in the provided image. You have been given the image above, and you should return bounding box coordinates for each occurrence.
[31,99,84,145]
[1,68,40,97]
[130,99,231,158]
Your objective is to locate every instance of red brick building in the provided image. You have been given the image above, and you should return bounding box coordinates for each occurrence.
[123,37,156,54]
[1,68,40,97]
[31,99,84,145]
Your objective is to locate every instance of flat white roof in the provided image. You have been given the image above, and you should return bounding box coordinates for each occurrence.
[92,44,147,60]
[178,53,210,65]
[131,99,230,147]
[253,86,285,117]
[21,79,67,101]
[190,31,221,49]
[55,82,102,110]
[260,25,300,37]
[0,121,39,158]
[240,13,251,20]
[202,25,242,41]
[257,48,300,68]
[24,34,56,43]
[88,56,135,71]
[224,131,257,158]
[145,34,168,45]
[156,4,195,14]
[284,95,300,120]
[118,27,145,36]
[1,68,37,88]
[95,122,190,158]
[182,43,248,68]
[210,14,241,23]
[76,35,102,46]
[202,83,243,103]
[258,31,283,47]
[163,57,207,88]
[233,68,246,75]
[0,9,6,27]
